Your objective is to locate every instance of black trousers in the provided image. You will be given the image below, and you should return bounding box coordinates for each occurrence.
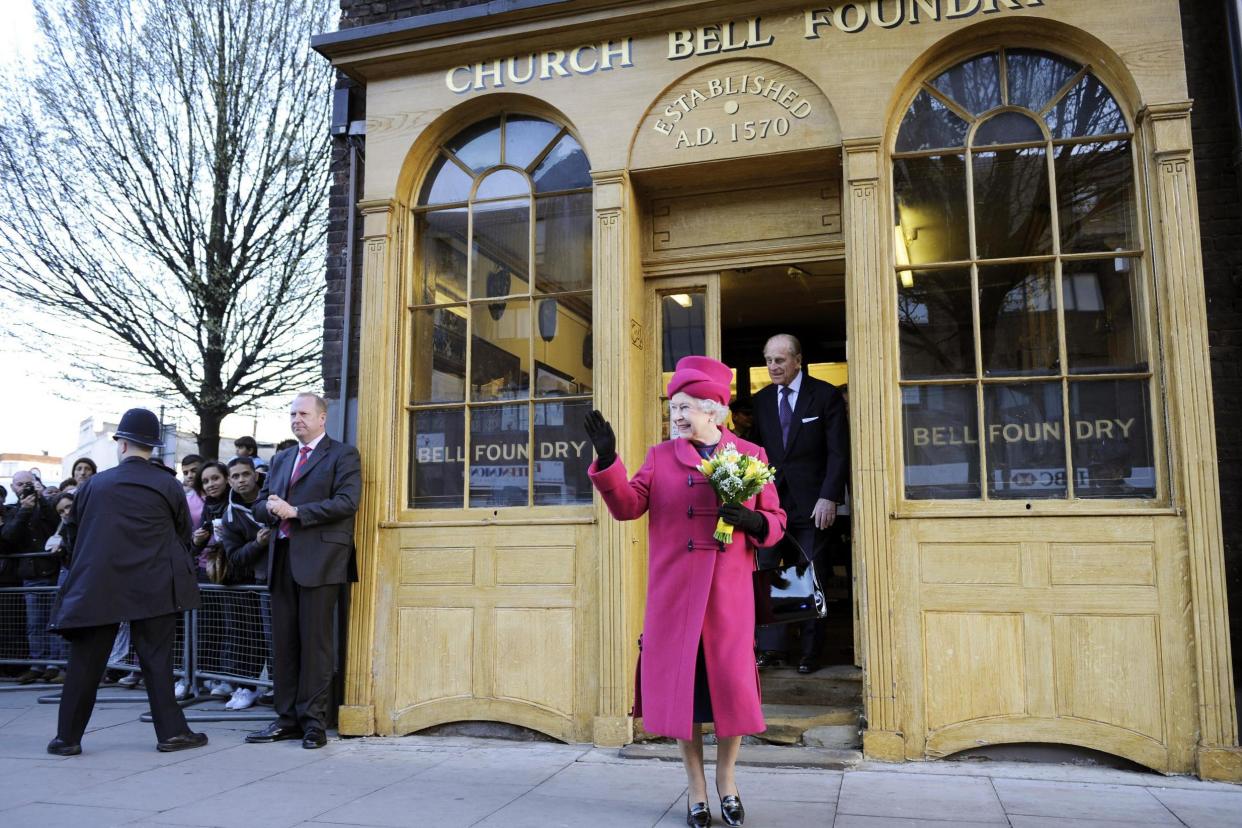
[57,614,189,744]
[756,522,829,659]
[270,541,338,732]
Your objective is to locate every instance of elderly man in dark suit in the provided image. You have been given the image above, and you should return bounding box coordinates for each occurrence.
[751,334,849,674]
[47,407,206,756]
[246,393,361,750]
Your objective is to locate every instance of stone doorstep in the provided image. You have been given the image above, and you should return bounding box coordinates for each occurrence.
[619,742,862,770]
[761,665,864,707]
[635,703,863,746]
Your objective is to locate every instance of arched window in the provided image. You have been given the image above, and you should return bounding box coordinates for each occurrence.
[893,49,1156,501]
[409,114,594,509]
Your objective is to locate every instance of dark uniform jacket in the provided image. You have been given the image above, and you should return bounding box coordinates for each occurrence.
[751,370,850,525]
[253,435,361,587]
[50,456,200,633]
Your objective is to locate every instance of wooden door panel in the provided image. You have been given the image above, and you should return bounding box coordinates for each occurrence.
[904,516,1194,772]
[396,607,474,707]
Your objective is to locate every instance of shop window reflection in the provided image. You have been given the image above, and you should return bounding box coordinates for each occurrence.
[893,48,1155,502]
[410,113,593,509]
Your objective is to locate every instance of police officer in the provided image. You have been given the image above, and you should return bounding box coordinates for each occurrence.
[47,407,207,756]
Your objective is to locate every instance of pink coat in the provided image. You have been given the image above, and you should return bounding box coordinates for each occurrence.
[590,429,786,740]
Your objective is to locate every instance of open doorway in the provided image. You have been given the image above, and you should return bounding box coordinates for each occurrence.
[720,259,855,668]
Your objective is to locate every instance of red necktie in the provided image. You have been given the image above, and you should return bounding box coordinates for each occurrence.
[278,446,312,538]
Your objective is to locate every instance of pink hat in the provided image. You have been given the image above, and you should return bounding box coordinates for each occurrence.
[667,356,733,406]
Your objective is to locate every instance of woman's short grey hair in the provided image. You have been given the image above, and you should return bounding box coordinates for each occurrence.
[669,395,729,429]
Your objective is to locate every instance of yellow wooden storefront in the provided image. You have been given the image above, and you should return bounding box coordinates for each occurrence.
[315,0,1242,779]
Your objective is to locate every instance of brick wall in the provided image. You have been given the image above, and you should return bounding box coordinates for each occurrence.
[339,0,494,29]
[1181,0,1242,685]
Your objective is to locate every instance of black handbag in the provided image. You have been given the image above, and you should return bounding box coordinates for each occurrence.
[753,535,827,627]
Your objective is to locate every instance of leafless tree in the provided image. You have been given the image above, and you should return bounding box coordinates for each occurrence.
[0,0,332,455]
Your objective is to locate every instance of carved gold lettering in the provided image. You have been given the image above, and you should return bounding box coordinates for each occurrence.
[569,44,598,74]
[834,2,869,33]
[668,29,695,60]
[600,39,633,70]
[446,66,472,94]
[747,17,775,47]
[871,0,905,27]
[947,0,981,17]
[539,50,569,80]
[507,55,535,84]
[707,78,724,97]
[653,119,674,136]
[909,0,942,23]
[474,59,503,90]
[697,24,721,55]
[982,0,1023,10]
[805,8,833,39]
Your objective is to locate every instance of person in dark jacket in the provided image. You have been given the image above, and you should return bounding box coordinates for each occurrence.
[3,469,64,684]
[245,393,361,750]
[47,407,207,756]
[217,456,270,710]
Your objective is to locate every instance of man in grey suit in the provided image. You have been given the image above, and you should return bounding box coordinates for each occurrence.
[245,393,361,749]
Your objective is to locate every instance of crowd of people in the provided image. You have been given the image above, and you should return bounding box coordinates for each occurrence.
[0,434,298,709]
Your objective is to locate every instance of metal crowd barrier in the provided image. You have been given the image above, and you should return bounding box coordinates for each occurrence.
[1,575,286,723]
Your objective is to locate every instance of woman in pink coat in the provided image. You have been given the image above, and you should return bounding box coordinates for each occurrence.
[584,356,785,828]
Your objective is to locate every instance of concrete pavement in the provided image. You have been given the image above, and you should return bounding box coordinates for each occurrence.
[1,687,1240,827]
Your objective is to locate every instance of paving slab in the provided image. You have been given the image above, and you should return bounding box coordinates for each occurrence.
[154,779,371,828]
[837,770,1009,823]
[312,778,531,827]
[993,778,1183,825]
[1148,786,1242,827]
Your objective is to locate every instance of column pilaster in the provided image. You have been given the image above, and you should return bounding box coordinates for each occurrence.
[844,139,904,761]
[1143,102,1240,781]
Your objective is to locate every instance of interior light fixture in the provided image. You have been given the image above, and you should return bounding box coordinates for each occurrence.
[669,293,693,308]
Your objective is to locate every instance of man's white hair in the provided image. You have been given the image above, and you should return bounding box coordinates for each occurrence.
[668,395,729,434]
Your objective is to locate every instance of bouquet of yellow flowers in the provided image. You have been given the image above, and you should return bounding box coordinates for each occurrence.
[697,443,778,543]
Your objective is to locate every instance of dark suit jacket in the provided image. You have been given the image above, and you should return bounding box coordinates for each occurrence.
[50,456,199,632]
[751,371,849,525]
[253,435,361,588]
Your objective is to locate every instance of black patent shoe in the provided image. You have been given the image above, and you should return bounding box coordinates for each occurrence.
[47,737,81,756]
[157,731,208,752]
[245,721,303,743]
[686,799,712,827]
[755,650,785,668]
[720,793,745,826]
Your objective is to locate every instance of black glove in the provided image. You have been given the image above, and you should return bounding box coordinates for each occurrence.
[583,409,617,470]
[718,503,766,538]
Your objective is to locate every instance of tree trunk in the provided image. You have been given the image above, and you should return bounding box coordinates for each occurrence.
[196,409,226,459]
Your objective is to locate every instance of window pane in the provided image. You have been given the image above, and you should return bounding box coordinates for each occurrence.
[420,154,474,205]
[471,300,530,401]
[1045,74,1128,139]
[412,307,466,404]
[1064,258,1146,374]
[536,193,592,293]
[469,404,529,508]
[475,169,530,200]
[902,384,981,500]
[505,115,563,169]
[534,399,593,506]
[418,209,468,304]
[471,198,530,299]
[447,116,502,172]
[898,269,975,380]
[662,292,705,372]
[894,154,969,264]
[1006,49,1081,113]
[410,408,465,508]
[973,147,1053,259]
[931,52,1001,116]
[979,263,1059,377]
[974,111,1044,146]
[985,382,1067,499]
[534,295,592,396]
[1055,140,1136,253]
[895,90,969,152]
[1070,380,1156,498]
[533,134,591,192]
